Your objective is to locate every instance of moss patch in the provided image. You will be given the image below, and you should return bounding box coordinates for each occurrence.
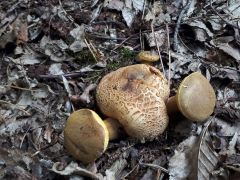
[72,49,96,65]
[106,48,136,71]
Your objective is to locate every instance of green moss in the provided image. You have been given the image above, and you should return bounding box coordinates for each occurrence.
[85,71,102,83]
[73,49,96,65]
[106,60,122,70]
[120,48,136,60]
[106,48,136,71]
[72,48,136,83]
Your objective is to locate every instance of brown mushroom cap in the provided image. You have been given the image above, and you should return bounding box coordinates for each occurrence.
[64,109,109,164]
[96,64,169,139]
[176,72,216,121]
[135,51,160,62]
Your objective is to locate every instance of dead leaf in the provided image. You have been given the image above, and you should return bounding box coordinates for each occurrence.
[144,29,167,48]
[0,31,16,49]
[104,157,127,180]
[104,0,124,11]
[215,43,240,61]
[69,26,87,52]
[3,166,33,180]
[188,20,213,40]
[169,135,198,180]
[132,0,144,11]
[169,119,226,179]
[196,120,220,180]
[122,7,135,27]
[91,4,103,22]
[213,118,240,137]
[9,54,41,65]
[49,63,64,75]
[43,124,53,143]
[40,36,69,62]
[186,0,197,17]
[13,17,28,44]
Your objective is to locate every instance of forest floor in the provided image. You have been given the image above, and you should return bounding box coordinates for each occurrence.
[0,0,240,179]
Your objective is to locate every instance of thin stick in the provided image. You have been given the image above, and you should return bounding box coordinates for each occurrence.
[141,0,147,20]
[111,36,133,52]
[84,38,98,62]
[20,126,31,149]
[3,85,45,92]
[165,23,171,87]
[58,0,78,27]
[140,29,144,50]
[173,0,192,52]
[150,22,166,77]
[139,161,169,173]
[122,164,139,179]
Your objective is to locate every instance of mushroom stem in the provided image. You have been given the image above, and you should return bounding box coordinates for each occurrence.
[103,118,123,140]
[166,96,179,114]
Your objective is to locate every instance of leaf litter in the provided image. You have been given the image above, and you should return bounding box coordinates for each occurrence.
[0,0,240,179]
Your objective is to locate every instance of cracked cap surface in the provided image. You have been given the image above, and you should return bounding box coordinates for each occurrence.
[96,64,170,139]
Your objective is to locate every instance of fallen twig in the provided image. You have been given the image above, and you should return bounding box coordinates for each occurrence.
[150,22,166,77]
[0,100,30,115]
[84,38,98,62]
[173,0,192,52]
[166,23,171,87]
[139,160,169,173]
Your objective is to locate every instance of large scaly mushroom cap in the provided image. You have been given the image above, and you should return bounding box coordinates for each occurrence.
[96,64,170,139]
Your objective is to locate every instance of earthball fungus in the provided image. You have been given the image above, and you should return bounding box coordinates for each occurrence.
[167,72,216,122]
[64,109,121,164]
[96,64,170,140]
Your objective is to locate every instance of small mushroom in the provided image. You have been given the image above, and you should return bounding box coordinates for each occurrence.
[64,109,121,164]
[135,51,160,64]
[96,64,170,140]
[167,72,216,122]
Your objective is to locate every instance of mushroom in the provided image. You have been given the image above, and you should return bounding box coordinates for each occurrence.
[135,51,160,64]
[166,72,216,122]
[96,64,170,140]
[64,109,121,164]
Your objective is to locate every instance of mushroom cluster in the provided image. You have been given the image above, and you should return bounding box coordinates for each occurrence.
[96,64,170,139]
[63,62,216,164]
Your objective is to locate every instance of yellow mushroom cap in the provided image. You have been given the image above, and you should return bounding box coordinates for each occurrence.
[64,109,109,164]
[176,72,216,122]
[135,51,160,62]
[96,64,170,139]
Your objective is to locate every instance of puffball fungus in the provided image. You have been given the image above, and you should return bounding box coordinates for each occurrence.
[96,64,170,140]
[64,109,121,164]
[167,72,216,122]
